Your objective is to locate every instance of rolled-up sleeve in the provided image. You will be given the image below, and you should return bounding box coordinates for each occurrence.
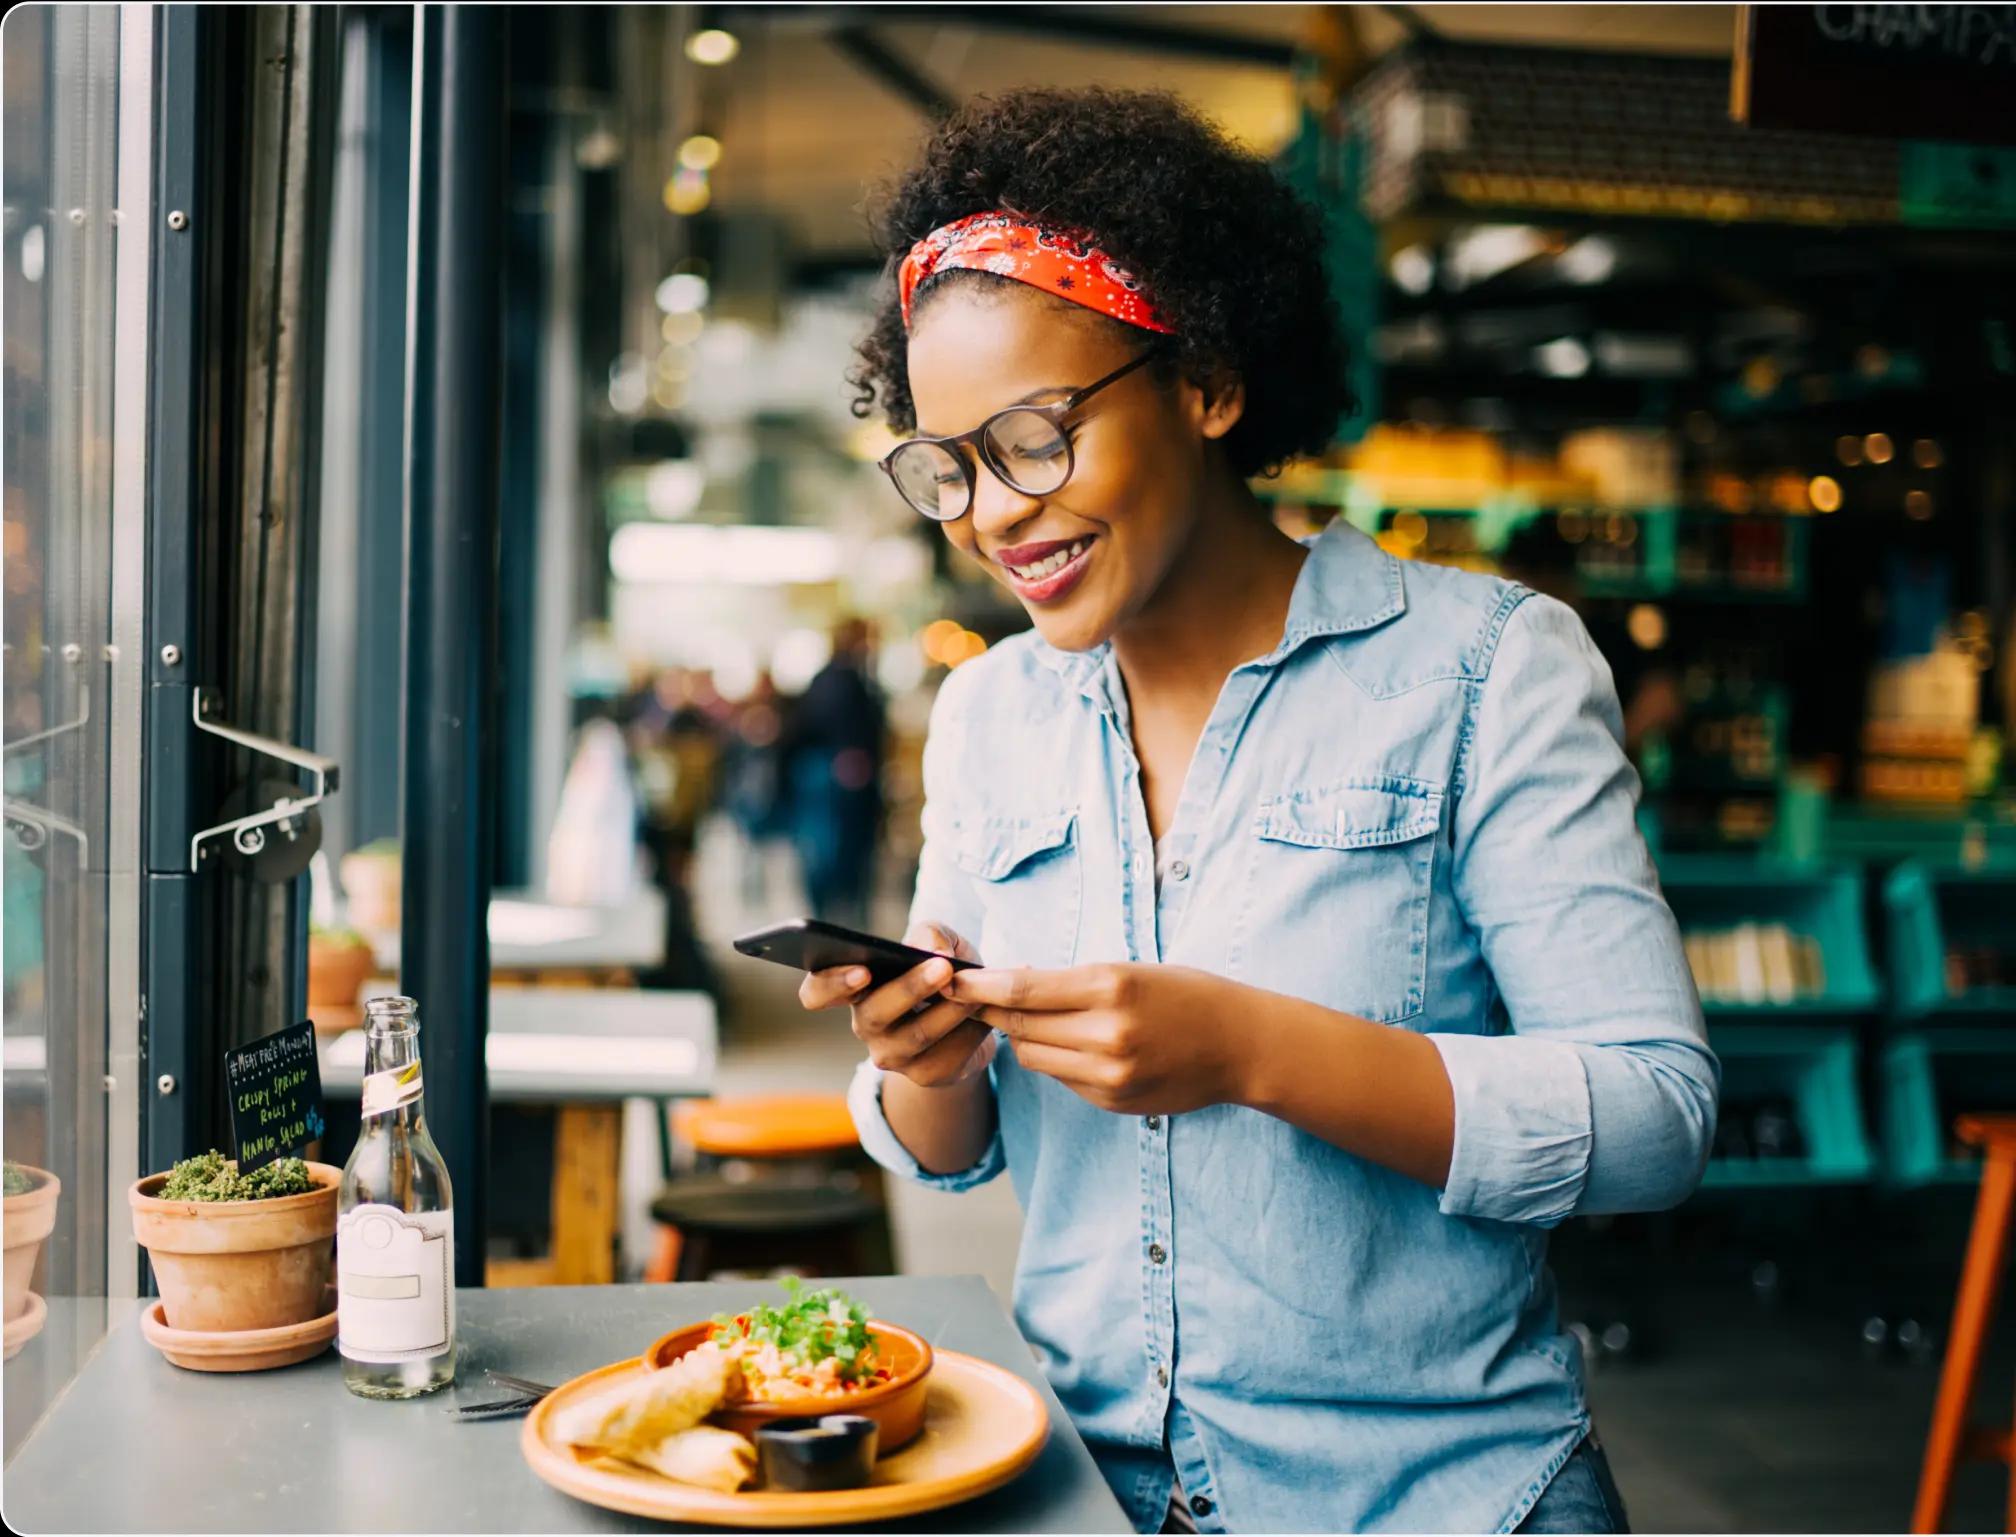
[846,667,1007,1191]
[1434,592,1718,1226]
[847,1059,1007,1191]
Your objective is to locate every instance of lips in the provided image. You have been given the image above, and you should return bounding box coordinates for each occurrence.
[995,535,1096,603]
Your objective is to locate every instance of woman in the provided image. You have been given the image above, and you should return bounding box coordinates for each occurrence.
[805,88,1715,1535]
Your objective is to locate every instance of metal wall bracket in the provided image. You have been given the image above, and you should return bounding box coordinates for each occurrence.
[2,798,89,856]
[1,685,92,759]
[188,689,340,872]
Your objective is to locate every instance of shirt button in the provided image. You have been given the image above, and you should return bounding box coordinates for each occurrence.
[1169,860,1190,881]
[1190,1496,1213,1518]
[1148,1242,1167,1265]
[1145,1115,1161,1131]
[1155,1365,1169,1388]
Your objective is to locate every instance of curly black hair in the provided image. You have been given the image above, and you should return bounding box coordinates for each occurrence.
[847,87,1351,480]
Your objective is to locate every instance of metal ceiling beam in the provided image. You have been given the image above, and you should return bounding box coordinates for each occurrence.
[1377,6,1436,41]
[827,24,955,120]
[719,5,1298,67]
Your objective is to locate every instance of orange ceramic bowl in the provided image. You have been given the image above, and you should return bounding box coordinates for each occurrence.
[643,1319,934,1453]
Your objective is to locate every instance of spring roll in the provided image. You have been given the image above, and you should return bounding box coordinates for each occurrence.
[627,1425,758,1493]
[552,1342,734,1454]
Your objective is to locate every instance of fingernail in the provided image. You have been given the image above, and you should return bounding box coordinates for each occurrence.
[926,960,952,984]
[848,969,871,989]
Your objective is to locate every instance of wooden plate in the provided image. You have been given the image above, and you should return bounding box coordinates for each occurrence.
[521,1349,1050,1528]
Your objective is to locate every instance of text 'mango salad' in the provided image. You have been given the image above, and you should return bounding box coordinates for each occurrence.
[706,1278,889,1400]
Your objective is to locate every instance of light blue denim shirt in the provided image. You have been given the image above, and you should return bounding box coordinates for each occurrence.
[849,522,1718,1534]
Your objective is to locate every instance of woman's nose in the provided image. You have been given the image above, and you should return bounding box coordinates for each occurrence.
[968,461,1045,540]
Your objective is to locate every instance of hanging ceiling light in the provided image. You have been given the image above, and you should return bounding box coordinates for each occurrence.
[655,271,710,314]
[687,28,740,65]
[678,134,722,172]
[662,168,711,216]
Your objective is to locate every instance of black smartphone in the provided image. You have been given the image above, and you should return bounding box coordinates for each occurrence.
[732,918,978,990]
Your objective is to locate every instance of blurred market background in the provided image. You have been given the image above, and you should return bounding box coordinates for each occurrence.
[6,5,2016,1528]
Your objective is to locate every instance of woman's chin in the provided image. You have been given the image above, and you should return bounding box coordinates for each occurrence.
[1027,609,1115,654]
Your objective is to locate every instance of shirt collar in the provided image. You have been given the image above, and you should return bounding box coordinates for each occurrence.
[1028,520,1407,693]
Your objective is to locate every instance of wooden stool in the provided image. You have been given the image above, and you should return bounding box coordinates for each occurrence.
[645,1095,893,1283]
[1915,1114,2016,1532]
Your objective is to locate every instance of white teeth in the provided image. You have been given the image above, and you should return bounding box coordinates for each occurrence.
[1008,538,1090,581]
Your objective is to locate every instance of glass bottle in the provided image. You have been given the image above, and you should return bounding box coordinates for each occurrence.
[337,995,456,1398]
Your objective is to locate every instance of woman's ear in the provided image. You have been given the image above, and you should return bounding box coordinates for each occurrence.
[1184,365,1246,443]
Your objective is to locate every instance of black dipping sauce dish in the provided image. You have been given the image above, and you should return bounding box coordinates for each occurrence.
[753,1414,881,1492]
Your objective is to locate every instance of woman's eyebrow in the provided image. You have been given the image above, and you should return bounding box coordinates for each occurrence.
[917,383,1068,437]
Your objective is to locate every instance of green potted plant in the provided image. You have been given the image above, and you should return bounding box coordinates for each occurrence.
[4,1159,59,1358]
[338,838,402,932]
[129,1151,340,1339]
[308,919,377,1034]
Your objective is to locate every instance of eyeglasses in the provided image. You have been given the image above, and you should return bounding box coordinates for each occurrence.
[878,346,1166,522]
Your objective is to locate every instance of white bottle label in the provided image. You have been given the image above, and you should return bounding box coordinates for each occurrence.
[337,1204,455,1363]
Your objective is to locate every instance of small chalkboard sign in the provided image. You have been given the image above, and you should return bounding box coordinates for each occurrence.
[225,1021,328,1171]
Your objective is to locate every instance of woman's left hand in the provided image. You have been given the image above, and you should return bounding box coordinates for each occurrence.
[942,963,1251,1115]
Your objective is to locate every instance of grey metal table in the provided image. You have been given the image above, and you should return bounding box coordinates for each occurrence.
[360,888,669,976]
[4,1277,1131,1534]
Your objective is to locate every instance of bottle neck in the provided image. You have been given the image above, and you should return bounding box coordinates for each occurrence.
[361,1023,425,1130]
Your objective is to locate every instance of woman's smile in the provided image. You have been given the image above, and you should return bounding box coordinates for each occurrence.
[995,535,1098,603]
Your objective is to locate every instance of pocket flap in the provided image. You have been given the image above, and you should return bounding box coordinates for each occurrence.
[951,812,1077,881]
[1256,779,1443,851]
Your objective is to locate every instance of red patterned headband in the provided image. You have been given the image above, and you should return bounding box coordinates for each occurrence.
[897,211,1175,336]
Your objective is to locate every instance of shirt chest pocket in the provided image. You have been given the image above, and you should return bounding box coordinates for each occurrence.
[951,812,1082,970]
[1230,777,1444,1025]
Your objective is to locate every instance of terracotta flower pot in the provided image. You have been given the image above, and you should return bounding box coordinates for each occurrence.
[339,849,401,932]
[308,934,377,1034]
[129,1161,341,1333]
[3,1167,60,1324]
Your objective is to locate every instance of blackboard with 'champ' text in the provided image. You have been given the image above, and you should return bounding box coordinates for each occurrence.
[226,1021,327,1171]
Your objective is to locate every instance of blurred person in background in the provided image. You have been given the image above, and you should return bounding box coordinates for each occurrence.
[721,669,789,910]
[625,667,722,1000]
[800,88,1714,1536]
[780,619,886,929]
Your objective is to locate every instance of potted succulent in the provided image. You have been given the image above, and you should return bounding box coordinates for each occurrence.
[4,1159,59,1356]
[338,838,402,932]
[130,1151,340,1335]
[308,920,377,1034]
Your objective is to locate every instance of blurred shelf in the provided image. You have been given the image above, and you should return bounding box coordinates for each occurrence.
[1879,1031,2016,1188]
[1823,804,2016,866]
[1703,998,1881,1022]
[1702,1024,1875,1190]
[1657,857,1882,1016]
[1883,862,2016,1021]
[1699,1162,1873,1190]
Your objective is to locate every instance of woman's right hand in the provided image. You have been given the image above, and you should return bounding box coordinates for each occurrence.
[798,923,998,1088]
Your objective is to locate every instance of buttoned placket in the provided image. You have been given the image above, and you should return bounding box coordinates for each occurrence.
[1087,647,1286,1488]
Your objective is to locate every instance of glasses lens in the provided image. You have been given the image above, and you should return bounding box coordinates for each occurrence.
[983,410,1072,495]
[888,441,968,520]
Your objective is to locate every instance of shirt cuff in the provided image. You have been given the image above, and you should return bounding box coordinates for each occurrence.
[1430,1032,1593,1226]
[846,1058,1007,1193]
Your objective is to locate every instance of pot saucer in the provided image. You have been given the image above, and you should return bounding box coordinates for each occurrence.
[3,1290,47,1360]
[141,1287,336,1372]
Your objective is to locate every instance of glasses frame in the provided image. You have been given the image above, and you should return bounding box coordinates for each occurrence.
[879,344,1168,522]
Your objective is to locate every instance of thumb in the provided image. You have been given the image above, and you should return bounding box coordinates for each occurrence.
[906,921,978,964]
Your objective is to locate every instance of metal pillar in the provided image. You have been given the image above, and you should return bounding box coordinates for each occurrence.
[400,3,503,1289]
